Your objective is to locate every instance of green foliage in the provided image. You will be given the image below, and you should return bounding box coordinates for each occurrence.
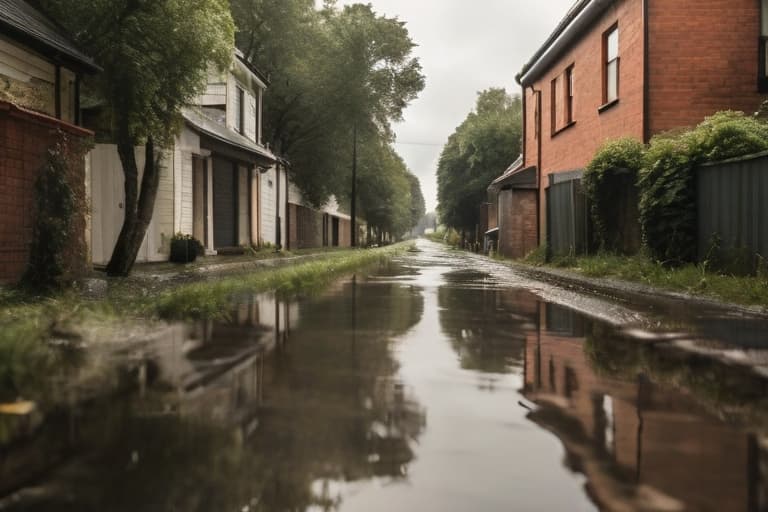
[437,88,522,233]
[233,0,425,216]
[639,111,768,264]
[22,132,89,291]
[40,0,235,147]
[583,138,644,252]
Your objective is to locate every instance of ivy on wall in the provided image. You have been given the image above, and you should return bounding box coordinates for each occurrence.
[22,130,91,291]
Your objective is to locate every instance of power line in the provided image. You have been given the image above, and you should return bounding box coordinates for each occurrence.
[392,140,444,147]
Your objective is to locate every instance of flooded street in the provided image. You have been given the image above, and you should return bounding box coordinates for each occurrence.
[2,240,767,511]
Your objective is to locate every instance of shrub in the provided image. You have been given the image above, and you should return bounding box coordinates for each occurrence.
[583,138,644,253]
[169,233,203,263]
[639,111,768,264]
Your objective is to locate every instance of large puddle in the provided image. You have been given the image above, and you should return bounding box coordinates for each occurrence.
[1,241,767,511]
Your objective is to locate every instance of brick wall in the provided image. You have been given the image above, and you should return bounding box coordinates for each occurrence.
[498,189,538,259]
[288,203,324,250]
[0,101,91,284]
[523,0,645,241]
[648,0,765,135]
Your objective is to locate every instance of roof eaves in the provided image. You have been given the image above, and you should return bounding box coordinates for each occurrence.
[516,0,613,87]
[0,0,100,73]
[235,51,271,87]
[183,108,276,163]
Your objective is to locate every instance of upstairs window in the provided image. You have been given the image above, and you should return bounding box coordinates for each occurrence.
[603,25,619,106]
[761,0,768,91]
[534,90,541,140]
[565,65,574,124]
[550,76,558,135]
[234,86,244,134]
[550,65,575,136]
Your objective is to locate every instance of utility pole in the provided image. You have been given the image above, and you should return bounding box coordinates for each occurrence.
[351,122,358,247]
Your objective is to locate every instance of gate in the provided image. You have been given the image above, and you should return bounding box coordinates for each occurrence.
[546,176,591,258]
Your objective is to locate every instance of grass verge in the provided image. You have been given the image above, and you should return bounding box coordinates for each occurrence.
[152,243,410,319]
[523,251,768,308]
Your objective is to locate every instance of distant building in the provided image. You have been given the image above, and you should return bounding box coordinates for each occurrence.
[494,0,768,258]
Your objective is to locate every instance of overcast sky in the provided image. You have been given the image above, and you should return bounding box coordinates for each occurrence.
[335,0,576,211]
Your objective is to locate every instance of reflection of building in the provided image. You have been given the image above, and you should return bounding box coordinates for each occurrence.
[523,302,765,512]
[138,293,297,424]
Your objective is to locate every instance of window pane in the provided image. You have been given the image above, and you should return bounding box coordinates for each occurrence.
[234,88,242,132]
[606,60,618,102]
[607,28,619,61]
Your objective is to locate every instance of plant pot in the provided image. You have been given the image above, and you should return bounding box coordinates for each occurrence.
[170,239,198,264]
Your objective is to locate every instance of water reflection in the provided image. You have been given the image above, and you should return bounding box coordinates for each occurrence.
[523,302,768,512]
[0,276,426,511]
[4,244,768,511]
[438,277,537,375]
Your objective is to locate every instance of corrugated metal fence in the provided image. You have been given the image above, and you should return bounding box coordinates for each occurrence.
[546,178,591,258]
[697,152,768,272]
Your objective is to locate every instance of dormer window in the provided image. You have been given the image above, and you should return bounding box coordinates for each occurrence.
[234,85,244,134]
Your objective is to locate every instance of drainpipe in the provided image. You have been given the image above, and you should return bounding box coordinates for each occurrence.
[275,162,281,251]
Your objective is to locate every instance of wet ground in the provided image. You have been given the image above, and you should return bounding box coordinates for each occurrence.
[1,240,768,511]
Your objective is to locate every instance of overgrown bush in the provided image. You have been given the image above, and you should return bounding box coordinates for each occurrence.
[639,111,768,264]
[21,132,89,291]
[583,138,644,253]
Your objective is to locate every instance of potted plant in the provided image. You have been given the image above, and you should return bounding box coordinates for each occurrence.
[169,233,203,263]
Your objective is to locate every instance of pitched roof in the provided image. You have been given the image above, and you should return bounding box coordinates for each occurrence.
[0,0,99,72]
[488,156,537,191]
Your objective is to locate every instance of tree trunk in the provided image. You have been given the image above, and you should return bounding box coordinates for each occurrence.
[106,136,163,276]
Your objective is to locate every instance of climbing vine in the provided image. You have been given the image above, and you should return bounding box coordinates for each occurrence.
[22,130,91,291]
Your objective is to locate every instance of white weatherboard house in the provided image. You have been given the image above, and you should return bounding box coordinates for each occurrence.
[89,51,277,264]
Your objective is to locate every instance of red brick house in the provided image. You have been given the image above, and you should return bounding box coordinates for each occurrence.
[0,0,98,283]
[494,0,767,257]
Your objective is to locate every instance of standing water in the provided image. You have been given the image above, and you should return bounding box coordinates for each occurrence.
[1,241,766,511]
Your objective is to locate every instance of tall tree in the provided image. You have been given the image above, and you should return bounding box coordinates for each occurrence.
[232,0,425,207]
[437,88,522,236]
[39,0,234,275]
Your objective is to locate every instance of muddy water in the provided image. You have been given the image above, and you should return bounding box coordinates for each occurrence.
[1,241,767,511]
